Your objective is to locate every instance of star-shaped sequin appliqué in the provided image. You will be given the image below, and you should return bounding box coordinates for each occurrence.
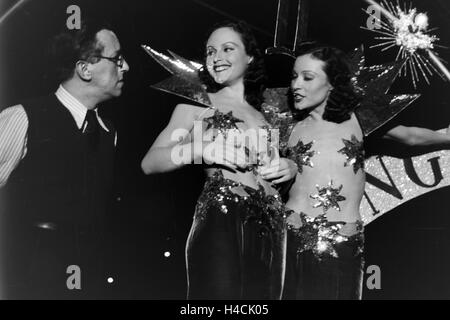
[338,135,365,174]
[310,181,346,213]
[287,140,315,174]
[203,110,243,139]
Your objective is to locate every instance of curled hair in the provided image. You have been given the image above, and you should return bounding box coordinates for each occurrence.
[49,19,113,82]
[198,21,267,110]
[292,44,360,123]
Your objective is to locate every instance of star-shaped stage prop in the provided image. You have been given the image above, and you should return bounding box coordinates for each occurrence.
[141,45,212,108]
[348,46,421,136]
[286,140,315,174]
[338,135,365,174]
[310,181,347,213]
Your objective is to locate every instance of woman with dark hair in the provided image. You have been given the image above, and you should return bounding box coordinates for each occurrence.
[141,21,297,299]
[281,45,450,300]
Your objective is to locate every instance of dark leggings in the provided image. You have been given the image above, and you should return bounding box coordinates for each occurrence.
[186,200,286,300]
[283,228,364,300]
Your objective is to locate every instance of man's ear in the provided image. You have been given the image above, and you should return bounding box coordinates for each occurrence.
[75,60,92,81]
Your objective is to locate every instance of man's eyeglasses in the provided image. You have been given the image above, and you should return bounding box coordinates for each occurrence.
[93,54,125,68]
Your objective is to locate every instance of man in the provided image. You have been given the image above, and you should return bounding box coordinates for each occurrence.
[0,20,129,299]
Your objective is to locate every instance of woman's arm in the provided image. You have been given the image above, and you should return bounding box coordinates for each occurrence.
[141,104,200,174]
[141,104,247,174]
[383,125,450,147]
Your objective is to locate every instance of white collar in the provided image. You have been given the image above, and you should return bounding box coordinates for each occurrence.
[55,85,110,132]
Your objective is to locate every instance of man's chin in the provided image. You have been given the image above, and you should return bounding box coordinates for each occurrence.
[113,87,123,97]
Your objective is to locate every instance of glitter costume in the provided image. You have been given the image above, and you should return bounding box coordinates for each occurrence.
[285,140,315,173]
[283,212,364,300]
[186,171,287,299]
[338,135,365,173]
[203,110,244,138]
[310,181,347,212]
[187,109,287,299]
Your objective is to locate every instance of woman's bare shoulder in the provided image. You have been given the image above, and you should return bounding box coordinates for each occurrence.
[172,103,213,120]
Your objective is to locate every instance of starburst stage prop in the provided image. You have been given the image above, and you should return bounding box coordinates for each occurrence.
[141,45,212,108]
[363,0,450,87]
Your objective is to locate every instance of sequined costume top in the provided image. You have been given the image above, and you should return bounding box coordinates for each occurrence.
[281,116,366,259]
[194,106,287,229]
[283,113,366,224]
[200,107,281,194]
[188,109,288,299]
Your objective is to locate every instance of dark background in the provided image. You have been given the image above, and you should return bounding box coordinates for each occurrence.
[1,0,450,299]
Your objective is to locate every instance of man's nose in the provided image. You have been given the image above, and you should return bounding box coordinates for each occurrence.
[121,58,130,72]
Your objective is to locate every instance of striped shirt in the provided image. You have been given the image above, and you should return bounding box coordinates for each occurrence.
[0,85,116,188]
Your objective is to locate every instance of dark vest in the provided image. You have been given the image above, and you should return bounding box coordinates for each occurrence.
[2,94,115,227]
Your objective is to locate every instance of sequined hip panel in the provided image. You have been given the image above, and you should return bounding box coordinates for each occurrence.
[288,213,364,259]
[283,213,365,300]
[186,171,287,300]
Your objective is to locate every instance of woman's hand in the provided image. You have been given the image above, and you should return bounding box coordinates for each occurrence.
[194,133,249,171]
[260,158,298,184]
[286,211,303,230]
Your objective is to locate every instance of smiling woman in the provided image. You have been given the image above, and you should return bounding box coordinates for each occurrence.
[141,20,297,300]
[204,27,253,85]
[198,21,267,110]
